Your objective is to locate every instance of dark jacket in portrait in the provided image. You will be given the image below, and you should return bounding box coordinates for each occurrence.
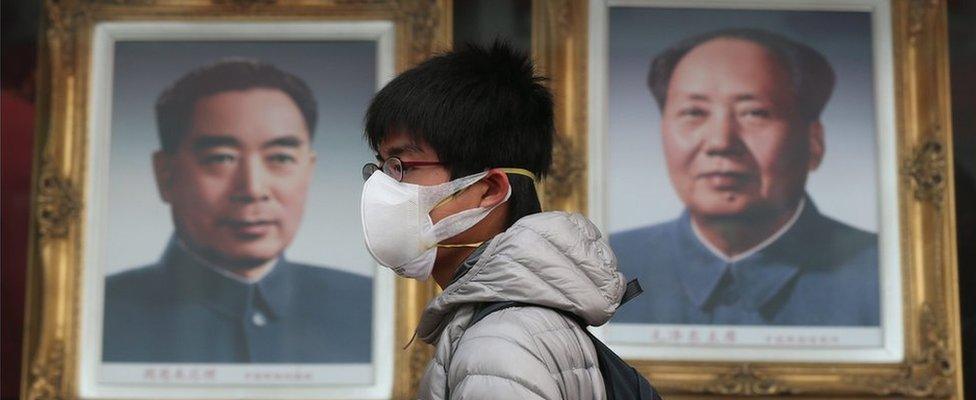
[609,197,879,326]
[102,240,373,363]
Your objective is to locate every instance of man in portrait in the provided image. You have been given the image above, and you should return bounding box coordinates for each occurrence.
[610,29,879,326]
[102,59,372,363]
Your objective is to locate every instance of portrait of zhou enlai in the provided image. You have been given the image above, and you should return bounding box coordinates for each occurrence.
[102,59,372,363]
[610,29,880,327]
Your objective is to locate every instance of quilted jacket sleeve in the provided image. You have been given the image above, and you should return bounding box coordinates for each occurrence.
[447,333,559,400]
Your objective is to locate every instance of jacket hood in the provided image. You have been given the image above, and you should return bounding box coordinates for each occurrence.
[416,212,626,343]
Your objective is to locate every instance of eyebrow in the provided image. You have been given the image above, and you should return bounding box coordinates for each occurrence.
[733,94,759,102]
[263,135,304,149]
[377,142,424,161]
[679,93,762,102]
[191,134,305,152]
[191,135,240,151]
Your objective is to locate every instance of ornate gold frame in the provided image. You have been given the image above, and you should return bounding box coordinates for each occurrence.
[533,0,964,398]
[21,1,450,399]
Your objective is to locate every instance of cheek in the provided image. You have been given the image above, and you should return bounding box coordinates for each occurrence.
[661,125,696,172]
[743,126,808,179]
[170,170,229,211]
[275,171,313,217]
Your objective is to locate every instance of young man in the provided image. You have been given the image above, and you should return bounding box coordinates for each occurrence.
[360,42,626,399]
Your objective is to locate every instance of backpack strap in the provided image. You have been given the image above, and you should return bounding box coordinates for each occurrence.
[467,301,524,329]
[620,279,643,306]
[468,279,643,329]
[463,279,662,400]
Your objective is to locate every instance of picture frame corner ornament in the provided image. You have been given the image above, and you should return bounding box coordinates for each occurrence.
[700,364,796,396]
[901,136,946,209]
[36,159,81,239]
[401,0,440,65]
[45,0,84,37]
[548,0,572,30]
[845,303,955,398]
[544,134,585,203]
[210,0,278,10]
[907,0,941,44]
[27,339,67,400]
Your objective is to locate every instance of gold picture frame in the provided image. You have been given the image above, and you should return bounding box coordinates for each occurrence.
[533,0,964,398]
[21,1,450,399]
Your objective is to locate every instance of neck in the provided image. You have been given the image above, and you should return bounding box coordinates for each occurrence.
[690,199,802,258]
[430,206,509,289]
[175,238,278,283]
[431,247,477,289]
[226,258,277,282]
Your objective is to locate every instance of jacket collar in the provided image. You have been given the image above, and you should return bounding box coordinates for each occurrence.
[160,238,292,320]
[674,196,824,312]
[447,240,492,285]
[416,212,626,344]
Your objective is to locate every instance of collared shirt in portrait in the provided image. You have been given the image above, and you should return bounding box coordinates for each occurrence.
[102,238,373,363]
[609,196,880,326]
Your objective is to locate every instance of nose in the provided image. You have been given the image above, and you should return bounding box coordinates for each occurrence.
[703,109,744,157]
[230,155,271,203]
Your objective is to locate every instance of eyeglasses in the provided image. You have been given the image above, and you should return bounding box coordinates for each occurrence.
[362,156,445,182]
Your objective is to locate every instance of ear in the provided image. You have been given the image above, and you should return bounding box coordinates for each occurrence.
[806,120,825,172]
[478,169,511,208]
[152,151,174,204]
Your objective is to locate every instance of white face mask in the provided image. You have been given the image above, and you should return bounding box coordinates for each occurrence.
[360,168,535,280]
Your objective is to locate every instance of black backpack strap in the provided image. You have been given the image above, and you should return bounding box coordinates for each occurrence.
[572,319,663,400]
[467,301,524,329]
[621,278,643,306]
[469,279,642,328]
[464,286,663,400]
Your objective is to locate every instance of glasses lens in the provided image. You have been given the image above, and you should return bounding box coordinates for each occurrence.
[362,163,379,182]
[383,157,404,182]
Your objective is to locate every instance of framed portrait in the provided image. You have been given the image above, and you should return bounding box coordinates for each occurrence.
[22,1,449,400]
[533,0,964,397]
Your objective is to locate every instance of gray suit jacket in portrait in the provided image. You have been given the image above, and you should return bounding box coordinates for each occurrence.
[609,197,879,326]
[102,239,373,363]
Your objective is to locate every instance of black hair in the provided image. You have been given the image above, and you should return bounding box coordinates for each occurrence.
[155,58,318,153]
[648,28,835,122]
[364,41,554,227]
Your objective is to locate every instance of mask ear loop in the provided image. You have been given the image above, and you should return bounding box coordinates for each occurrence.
[437,242,484,248]
[497,168,537,181]
[428,169,537,212]
[431,168,538,250]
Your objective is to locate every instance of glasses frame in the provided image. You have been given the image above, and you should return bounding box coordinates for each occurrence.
[362,156,445,182]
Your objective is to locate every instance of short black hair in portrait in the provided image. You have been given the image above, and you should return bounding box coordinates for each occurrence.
[647,28,836,122]
[364,41,554,227]
[155,58,318,153]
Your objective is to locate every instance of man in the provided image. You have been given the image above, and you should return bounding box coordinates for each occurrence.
[360,42,625,399]
[610,29,879,326]
[103,59,372,363]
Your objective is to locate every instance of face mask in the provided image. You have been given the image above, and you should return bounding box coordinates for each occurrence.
[360,168,536,280]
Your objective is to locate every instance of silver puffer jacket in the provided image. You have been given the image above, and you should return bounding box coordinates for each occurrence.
[416,212,626,400]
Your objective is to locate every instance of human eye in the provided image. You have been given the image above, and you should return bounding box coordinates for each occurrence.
[200,152,237,166]
[677,106,708,118]
[741,108,772,119]
[267,153,297,165]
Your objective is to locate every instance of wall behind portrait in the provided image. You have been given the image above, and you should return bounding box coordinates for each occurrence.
[106,41,377,276]
[606,8,878,234]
